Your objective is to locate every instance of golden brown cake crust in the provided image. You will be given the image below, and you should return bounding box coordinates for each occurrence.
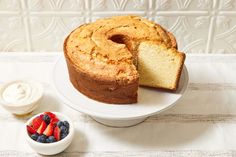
[64,36,138,104]
[64,15,184,104]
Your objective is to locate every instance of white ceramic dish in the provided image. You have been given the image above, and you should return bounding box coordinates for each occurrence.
[0,79,43,115]
[53,56,189,127]
[25,112,74,155]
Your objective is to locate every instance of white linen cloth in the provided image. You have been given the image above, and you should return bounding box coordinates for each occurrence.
[0,53,236,157]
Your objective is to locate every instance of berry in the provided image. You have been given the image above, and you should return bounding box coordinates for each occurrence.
[44,112,56,119]
[32,116,43,130]
[39,114,44,119]
[60,126,68,134]
[27,125,36,134]
[43,114,50,124]
[53,126,61,141]
[50,117,59,126]
[37,135,47,143]
[60,132,68,140]
[63,121,70,129]
[46,136,56,143]
[37,121,47,134]
[57,121,64,128]
[43,123,54,136]
[41,134,47,139]
[30,133,39,141]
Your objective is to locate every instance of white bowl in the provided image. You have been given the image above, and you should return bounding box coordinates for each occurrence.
[0,80,43,115]
[25,112,74,155]
[52,56,189,127]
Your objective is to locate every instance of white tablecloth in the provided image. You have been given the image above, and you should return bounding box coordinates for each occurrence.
[0,53,236,157]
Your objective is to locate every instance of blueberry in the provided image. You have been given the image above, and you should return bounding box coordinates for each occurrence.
[48,136,56,142]
[57,121,64,128]
[41,134,47,139]
[30,133,39,141]
[60,126,68,134]
[46,139,50,143]
[63,121,70,129]
[43,114,50,124]
[61,133,68,139]
[37,135,47,143]
[46,136,56,143]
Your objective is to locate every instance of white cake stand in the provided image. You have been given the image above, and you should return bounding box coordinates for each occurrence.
[52,56,189,127]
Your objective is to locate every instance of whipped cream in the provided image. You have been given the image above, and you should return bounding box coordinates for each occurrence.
[1,81,42,105]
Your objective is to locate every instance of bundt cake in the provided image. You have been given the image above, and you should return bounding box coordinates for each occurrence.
[64,15,185,104]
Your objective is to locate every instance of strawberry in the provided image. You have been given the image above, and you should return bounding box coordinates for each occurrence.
[50,117,59,126]
[27,125,36,134]
[43,123,54,136]
[53,126,60,141]
[32,116,43,130]
[37,121,47,134]
[39,114,44,119]
[44,112,56,119]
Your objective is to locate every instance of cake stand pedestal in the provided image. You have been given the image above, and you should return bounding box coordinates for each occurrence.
[91,116,148,127]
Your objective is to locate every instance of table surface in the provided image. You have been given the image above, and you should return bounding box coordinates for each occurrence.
[0,53,236,157]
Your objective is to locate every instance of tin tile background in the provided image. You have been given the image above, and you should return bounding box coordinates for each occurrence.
[0,0,236,53]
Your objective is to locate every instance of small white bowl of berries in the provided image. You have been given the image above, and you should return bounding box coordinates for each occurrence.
[25,112,74,155]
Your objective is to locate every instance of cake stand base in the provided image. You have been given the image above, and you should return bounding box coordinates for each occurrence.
[91,116,148,127]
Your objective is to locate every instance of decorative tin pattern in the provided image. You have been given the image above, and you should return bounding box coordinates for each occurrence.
[0,0,235,53]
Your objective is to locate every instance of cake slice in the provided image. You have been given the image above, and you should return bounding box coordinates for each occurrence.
[138,41,185,90]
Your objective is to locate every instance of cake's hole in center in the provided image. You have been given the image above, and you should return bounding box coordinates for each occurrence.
[109,35,126,44]
[109,34,137,66]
